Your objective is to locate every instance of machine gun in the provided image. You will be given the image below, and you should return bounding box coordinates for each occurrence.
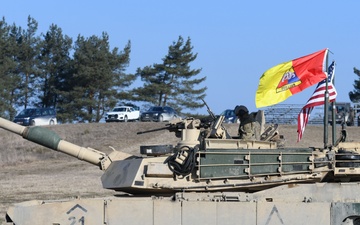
[137,117,195,139]
[201,98,232,139]
[136,120,184,135]
[137,100,232,140]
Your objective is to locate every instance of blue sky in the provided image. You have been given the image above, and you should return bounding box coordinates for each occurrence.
[2,1,360,115]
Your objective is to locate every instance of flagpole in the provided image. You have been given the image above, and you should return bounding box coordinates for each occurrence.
[331,63,336,145]
[323,54,329,148]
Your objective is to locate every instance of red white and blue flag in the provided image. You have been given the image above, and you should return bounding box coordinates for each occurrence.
[297,61,337,142]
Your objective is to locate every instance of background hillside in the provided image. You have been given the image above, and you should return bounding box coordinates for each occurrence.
[0,121,359,224]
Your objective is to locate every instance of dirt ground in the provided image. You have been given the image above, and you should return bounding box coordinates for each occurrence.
[0,121,358,224]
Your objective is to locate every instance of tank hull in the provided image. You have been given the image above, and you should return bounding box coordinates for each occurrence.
[6,183,360,225]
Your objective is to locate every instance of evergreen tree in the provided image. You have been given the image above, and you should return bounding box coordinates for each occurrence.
[67,33,134,122]
[38,24,73,109]
[0,18,10,118]
[0,18,23,119]
[349,67,360,103]
[16,16,40,108]
[0,18,13,118]
[134,36,206,113]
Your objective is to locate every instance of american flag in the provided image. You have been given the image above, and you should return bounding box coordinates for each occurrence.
[297,61,337,142]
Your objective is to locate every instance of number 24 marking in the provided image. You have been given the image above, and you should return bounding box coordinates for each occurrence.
[68,216,85,225]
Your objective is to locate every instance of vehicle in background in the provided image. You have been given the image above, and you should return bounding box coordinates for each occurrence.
[328,102,353,125]
[118,102,140,111]
[105,106,140,122]
[13,108,57,126]
[220,109,239,123]
[140,106,178,122]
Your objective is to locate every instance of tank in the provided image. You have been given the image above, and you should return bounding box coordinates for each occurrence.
[3,110,360,225]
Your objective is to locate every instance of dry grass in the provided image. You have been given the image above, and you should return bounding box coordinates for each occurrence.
[0,121,359,224]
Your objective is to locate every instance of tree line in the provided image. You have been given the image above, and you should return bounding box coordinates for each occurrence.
[0,16,207,123]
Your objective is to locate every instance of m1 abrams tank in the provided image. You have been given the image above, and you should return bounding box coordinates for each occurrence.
[2,109,360,225]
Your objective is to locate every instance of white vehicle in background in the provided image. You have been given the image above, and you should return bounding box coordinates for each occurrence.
[105,106,140,122]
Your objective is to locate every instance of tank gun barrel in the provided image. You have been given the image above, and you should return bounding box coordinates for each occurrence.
[0,117,112,169]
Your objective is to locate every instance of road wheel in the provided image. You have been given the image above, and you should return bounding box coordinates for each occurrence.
[124,115,128,122]
[159,115,164,122]
[30,120,36,126]
[49,120,55,125]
